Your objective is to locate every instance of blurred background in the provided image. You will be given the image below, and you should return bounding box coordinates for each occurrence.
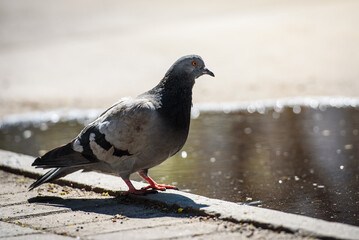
[1,1,359,224]
[0,0,358,114]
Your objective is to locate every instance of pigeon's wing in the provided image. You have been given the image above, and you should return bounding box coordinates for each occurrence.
[31,142,94,168]
[71,97,160,164]
[32,97,159,169]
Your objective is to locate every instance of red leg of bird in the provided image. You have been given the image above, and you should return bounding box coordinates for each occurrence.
[139,172,178,191]
[122,179,157,195]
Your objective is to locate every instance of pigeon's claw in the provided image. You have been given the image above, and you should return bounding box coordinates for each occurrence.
[141,184,178,191]
[157,184,178,190]
[142,184,165,191]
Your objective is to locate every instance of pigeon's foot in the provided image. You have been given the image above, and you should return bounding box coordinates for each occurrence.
[139,172,179,191]
[122,178,158,195]
[142,184,178,191]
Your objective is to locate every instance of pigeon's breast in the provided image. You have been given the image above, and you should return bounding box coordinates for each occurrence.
[133,115,189,170]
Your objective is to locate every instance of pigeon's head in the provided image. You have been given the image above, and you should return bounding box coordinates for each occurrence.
[165,55,215,84]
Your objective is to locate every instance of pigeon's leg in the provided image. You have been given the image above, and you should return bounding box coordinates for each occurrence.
[122,178,157,195]
[138,170,179,191]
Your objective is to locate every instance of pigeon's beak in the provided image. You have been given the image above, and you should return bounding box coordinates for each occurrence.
[202,68,215,77]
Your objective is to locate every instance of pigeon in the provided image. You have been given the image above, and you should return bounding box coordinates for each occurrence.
[29,55,214,194]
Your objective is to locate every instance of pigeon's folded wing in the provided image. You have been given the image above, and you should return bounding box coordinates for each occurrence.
[73,97,159,164]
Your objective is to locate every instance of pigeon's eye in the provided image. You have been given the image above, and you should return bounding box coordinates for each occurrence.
[192,61,197,66]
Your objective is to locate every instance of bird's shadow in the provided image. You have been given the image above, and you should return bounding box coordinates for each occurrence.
[28,191,209,219]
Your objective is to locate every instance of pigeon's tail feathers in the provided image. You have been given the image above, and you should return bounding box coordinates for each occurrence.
[32,142,96,168]
[28,167,79,191]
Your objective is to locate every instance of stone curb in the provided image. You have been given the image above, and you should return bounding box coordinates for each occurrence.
[1,149,359,240]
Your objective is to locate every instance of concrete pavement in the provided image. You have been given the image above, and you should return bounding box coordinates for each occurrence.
[1,149,359,239]
[0,168,306,239]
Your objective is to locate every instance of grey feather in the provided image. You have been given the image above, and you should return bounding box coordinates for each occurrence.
[29,167,80,191]
[32,142,97,168]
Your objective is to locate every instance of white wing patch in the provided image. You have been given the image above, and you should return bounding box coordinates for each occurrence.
[72,139,83,152]
[88,132,119,162]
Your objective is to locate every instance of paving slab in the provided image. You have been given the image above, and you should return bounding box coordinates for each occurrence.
[0,202,69,220]
[0,192,37,206]
[0,184,108,207]
[0,173,29,195]
[18,200,147,229]
[179,230,305,240]
[5,233,74,240]
[1,149,358,239]
[178,222,308,240]
[87,221,221,240]
[0,221,37,238]
[51,216,192,237]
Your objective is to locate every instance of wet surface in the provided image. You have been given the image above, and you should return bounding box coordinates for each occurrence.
[0,106,358,226]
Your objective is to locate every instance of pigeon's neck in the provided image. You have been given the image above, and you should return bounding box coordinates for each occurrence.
[151,77,194,131]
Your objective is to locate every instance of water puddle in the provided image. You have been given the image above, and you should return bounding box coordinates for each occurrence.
[0,103,358,226]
